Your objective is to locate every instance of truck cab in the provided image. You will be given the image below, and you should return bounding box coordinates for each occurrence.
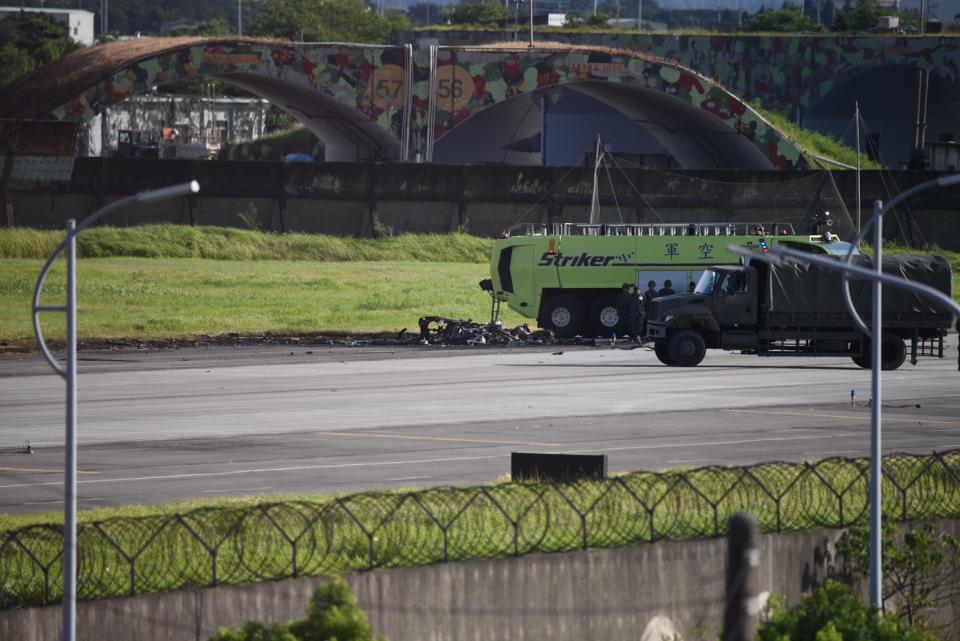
[646,266,760,365]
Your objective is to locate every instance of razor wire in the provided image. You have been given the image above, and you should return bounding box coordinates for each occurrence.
[2,449,959,609]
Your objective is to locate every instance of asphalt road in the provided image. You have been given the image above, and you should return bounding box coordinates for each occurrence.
[1,343,959,513]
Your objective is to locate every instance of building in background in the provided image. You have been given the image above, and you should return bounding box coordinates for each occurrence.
[0,7,95,45]
[80,95,271,158]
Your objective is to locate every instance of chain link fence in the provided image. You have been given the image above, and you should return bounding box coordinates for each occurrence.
[2,449,959,609]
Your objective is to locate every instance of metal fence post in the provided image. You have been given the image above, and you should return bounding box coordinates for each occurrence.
[724,513,759,641]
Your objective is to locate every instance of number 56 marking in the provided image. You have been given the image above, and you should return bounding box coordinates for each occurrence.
[434,65,475,112]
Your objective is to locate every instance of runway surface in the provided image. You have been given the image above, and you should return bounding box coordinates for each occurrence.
[1,343,958,513]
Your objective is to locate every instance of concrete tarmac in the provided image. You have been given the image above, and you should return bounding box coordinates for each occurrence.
[1,344,958,513]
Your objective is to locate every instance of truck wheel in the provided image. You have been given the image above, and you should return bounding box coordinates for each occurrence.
[851,334,907,371]
[541,294,584,338]
[654,340,672,365]
[588,295,620,337]
[667,330,706,367]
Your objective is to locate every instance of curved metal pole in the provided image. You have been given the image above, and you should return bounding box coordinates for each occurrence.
[839,175,960,338]
[32,183,200,372]
[732,175,960,613]
[31,194,143,378]
[31,181,199,641]
[780,234,960,614]
[774,246,960,318]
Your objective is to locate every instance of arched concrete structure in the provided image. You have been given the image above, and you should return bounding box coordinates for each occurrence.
[222,73,402,161]
[0,38,816,168]
[424,32,960,168]
[422,46,809,169]
[433,81,774,169]
[0,38,411,161]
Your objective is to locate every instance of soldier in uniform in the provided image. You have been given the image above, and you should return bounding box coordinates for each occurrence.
[630,284,645,340]
[642,280,659,335]
[615,283,633,338]
[659,279,675,297]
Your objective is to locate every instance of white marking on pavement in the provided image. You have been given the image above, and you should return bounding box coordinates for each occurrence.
[565,432,861,454]
[22,497,103,505]
[0,454,506,490]
[0,466,97,474]
[724,408,958,426]
[320,431,559,447]
[802,450,862,457]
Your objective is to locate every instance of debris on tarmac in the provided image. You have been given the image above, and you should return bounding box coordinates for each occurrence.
[1,321,630,354]
[412,316,555,346]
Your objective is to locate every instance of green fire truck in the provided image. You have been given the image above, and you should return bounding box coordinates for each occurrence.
[481,221,855,337]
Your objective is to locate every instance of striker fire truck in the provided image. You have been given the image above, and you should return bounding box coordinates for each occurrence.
[480,221,855,338]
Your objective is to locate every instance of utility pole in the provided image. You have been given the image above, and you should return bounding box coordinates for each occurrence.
[855,102,861,247]
[529,0,534,47]
[514,0,522,41]
[731,173,960,615]
[32,182,200,641]
[238,0,242,35]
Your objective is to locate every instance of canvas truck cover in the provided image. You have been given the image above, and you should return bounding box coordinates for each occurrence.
[767,255,953,318]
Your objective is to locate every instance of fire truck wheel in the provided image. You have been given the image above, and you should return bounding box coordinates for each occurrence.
[654,340,672,365]
[541,294,584,338]
[667,330,706,367]
[588,295,620,337]
[851,334,907,371]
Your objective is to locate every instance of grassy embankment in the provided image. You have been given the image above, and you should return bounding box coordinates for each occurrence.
[748,100,883,170]
[0,226,528,342]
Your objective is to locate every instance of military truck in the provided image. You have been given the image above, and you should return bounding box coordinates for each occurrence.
[646,255,954,369]
[482,221,855,338]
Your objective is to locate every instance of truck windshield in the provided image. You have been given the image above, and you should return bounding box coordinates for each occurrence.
[694,270,721,295]
[823,241,859,256]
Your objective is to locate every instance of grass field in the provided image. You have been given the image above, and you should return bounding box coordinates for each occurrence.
[0,258,526,342]
[1,227,957,343]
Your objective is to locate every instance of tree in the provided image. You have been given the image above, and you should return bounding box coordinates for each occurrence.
[0,11,83,87]
[743,1,825,32]
[247,0,409,43]
[289,577,385,641]
[831,0,884,31]
[209,577,385,641]
[442,0,511,26]
[836,520,960,633]
[170,18,233,36]
[759,581,937,641]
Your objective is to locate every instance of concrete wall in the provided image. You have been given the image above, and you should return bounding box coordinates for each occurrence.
[5,159,960,249]
[3,520,959,641]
